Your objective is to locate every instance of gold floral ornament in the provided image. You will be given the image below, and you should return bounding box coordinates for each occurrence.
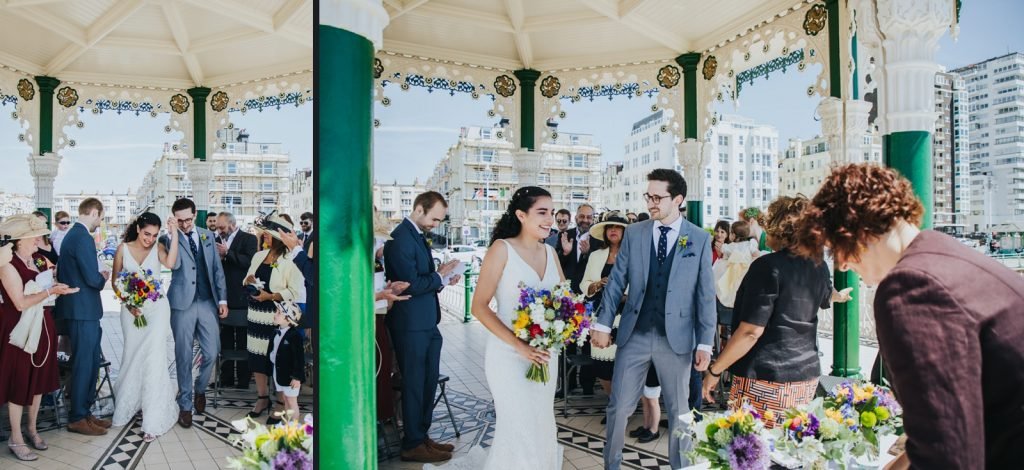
[657,65,681,89]
[540,75,560,99]
[170,94,190,114]
[702,56,718,80]
[494,75,516,98]
[17,79,34,101]
[210,91,229,112]
[373,58,384,79]
[56,87,78,108]
[803,4,827,36]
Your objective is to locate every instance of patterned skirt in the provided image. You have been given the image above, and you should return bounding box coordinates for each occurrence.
[728,375,818,429]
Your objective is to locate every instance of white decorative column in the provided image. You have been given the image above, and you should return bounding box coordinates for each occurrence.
[28,152,61,211]
[818,97,874,164]
[187,159,213,212]
[513,149,542,187]
[677,139,708,226]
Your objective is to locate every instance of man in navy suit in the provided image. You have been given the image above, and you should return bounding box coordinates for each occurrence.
[383,191,463,463]
[57,198,112,436]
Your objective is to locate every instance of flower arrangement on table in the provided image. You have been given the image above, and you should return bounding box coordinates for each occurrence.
[682,403,772,470]
[511,280,592,384]
[768,397,869,469]
[824,381,902,452]
[228,413,313,470]
[113,269,163,328]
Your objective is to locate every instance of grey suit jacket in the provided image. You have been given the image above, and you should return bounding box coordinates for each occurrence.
[595,218,716,355]
[160,227,228,311]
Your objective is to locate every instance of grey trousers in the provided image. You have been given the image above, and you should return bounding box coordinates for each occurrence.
[604,330,693,470]
[171,298,220,412]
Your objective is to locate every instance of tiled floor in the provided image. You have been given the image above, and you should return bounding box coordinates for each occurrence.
[0,292,312,470]
[379,303,880,469]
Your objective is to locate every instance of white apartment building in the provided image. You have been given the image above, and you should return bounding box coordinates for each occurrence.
[52,191,137,233]
[289,168,313,217]
[0,192,36,219]
[605,110,681,214]
[933,71,971,235]
[373,180,426,222]
[952,52,1024,232]
[779,135,883,198]
[702,114,780,222]
[427,125,603,244]
[137,129,291,228]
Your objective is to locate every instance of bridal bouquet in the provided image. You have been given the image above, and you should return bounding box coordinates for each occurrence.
[511,280,592,384]
[683,404,771,470]
[113,269,163,328]
[228,413,313,470]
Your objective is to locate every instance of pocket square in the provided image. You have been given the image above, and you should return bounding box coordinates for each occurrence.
[681,253,696,258]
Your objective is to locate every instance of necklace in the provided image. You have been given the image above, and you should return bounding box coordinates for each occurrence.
[15,250,38,272]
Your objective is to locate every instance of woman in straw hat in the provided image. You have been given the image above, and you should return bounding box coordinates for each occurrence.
[0,214,78,461]
[243,212,306,425]
[579,212,629,397]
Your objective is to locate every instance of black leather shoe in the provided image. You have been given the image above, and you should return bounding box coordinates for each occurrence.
[629,425,647,438]
[637,429,660,444]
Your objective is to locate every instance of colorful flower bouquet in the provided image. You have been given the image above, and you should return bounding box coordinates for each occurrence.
[228,413,313,470]
[682,404,772,470]
[511,280,592,384]
[824,381,903,453]
[113,269,163,328]
[769,398,867,469]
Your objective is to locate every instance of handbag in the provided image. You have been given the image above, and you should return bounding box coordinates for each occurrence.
[8,280,49,365]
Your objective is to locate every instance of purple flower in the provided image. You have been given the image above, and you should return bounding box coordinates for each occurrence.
[726,433,769,470]
[271,449,312,470]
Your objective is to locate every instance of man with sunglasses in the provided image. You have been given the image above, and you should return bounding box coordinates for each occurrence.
[543,209,571,248]
[297,212,314,252]
[51,211,72,255]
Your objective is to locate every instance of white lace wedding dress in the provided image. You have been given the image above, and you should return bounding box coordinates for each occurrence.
[427,240,564,469]
[111,244,178,437]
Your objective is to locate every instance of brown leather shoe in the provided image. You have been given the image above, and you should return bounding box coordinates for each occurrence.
[67,419,107,436]
[425,437,455,452]
[178,410,193,428]
[194,393,207,414]
[399,443,451,463]
[87,415,112,429]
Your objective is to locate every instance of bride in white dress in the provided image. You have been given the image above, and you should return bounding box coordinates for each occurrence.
[428,186,565,470]
[110,212,181,442]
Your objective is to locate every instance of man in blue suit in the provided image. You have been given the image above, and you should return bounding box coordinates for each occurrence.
[57,198,112,436]
[383,191,463,463]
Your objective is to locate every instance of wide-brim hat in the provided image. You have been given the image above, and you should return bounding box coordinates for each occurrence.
[589,211,629,241]
[373,212,393,240]
[254,210,293,241]
[0,213,51,241]
[275,300,303,326]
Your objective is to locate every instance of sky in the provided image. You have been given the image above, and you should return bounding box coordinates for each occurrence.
[372,0,1024,185]
[0,101,311,195]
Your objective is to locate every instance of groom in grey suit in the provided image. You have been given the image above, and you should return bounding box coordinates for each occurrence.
[161,198,228,428]
[592,169,716,469]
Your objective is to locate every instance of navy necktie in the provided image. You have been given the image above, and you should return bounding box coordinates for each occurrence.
[657,226,672,263]
[186,232,198,259]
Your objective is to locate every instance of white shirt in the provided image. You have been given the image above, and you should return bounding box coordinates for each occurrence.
[51,228,69,255]
[223,227,239,248]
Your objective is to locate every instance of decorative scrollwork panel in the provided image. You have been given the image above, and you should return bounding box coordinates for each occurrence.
[207,69,313,157]
[0,66,38,156]
[53,84,186,155]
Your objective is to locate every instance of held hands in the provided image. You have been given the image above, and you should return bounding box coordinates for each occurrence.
[167,217,179,238]
[694,350,711,371]
[590,329,611,348]
[515,340,551,366]
[218,304,229,319]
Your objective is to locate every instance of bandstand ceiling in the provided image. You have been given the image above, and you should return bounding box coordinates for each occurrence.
[0,0,312,89]
[382,0,811,71]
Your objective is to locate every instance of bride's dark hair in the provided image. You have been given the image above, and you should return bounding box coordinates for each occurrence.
[490,186,552,245]
[123,212,162,243]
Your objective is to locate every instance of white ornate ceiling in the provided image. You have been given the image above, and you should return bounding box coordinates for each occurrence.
[381,0,813,71]
[0,0,312,89]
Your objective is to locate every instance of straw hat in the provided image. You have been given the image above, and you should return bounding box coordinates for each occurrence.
[588,211,629,241]
[373,211,394,240]
[254,210,294,241]
[275,300,303,327]
[0,213,51,241]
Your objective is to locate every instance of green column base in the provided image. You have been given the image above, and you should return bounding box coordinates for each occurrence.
[319,25,376,468]
[686,200,703,228]
[831,269,861,378]
[196,209,208,229]
[884,131,933,229]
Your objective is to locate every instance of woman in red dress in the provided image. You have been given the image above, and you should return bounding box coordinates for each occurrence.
[0,214,77,461]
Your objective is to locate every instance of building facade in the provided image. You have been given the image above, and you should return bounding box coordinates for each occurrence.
[933,71,972,235]
[290,168,314,218]
[52,191,137,234]
[137,129,291,228]
[427,125,602,244]
[0,192,37,220]
[373,180,426,223]
[702,114,781,222]
[605,110,680,214]
[953,52,1024,232]
[778,135,883,198]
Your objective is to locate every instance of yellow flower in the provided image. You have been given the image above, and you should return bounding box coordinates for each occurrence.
[764,410,775,422]
[825,408,844,424]
[715,418,730,429]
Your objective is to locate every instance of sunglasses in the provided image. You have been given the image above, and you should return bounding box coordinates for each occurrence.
[58,221,71,226]
[300,221,311,225]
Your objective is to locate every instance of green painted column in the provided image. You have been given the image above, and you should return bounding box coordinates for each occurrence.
[188,87,212,224]
[826,0,860,378]
[513,69,541,151]
[676,52,703,227]
[320,4,381,466]
[35,76,59,155]
[884,132,934,229]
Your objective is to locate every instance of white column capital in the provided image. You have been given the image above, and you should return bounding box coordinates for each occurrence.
[677,139,707,201]
[28,152,61,209]
[818,98,874,164]
[320,0,390,50]
[876,0,952,134]
[512,149,542,187]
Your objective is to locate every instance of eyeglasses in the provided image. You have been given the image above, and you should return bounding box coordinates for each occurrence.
[58,221,71,226]
[642,193,673,204]
[555,219,569,224]
[178,217,194,224]
[300,221,311,226]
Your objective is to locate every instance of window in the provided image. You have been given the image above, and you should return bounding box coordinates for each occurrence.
[719,188,729,199]
[382,198,393,206]
[719,205,729,217]
[479,149,495,162]
[706,205,712,215]
[643,154,651,164]
[719,153,728,164]
[754,153,761,164]
[633,142,639,151]
[719,135,730,146]
[738,188,744,199]
[176,160,188,173]
[569,154,587,168]
[221,196,242,205]
[738,153,744,163]
[259,162,274,175]
[765,155,772,166]
[719,170,729,181]
[481,128,492,139]
[706,186,712,197]
[653,133,660,143]
[226,162,238,174]
[706,168,712,179]
[571,175,587,185]
[261,196,277,206]
[571,135,581,145]
[224,180,242,191]
[738,170,744,181]
[738,136,745,145]
[261,182,275,191]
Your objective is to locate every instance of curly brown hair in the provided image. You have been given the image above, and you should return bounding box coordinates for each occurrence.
[764,195,810,252]
[794,164,923,263]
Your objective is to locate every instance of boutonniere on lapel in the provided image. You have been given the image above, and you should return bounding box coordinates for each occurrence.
[200,233,208,243]
[424,237,433,249]
[677,235,691,251]
[270,261,279,269]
